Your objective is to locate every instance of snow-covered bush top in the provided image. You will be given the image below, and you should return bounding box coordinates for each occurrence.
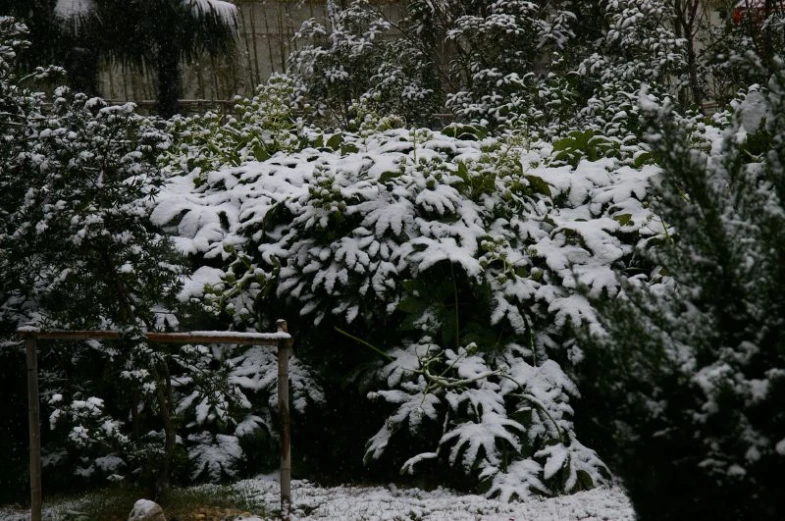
[156,127,660,331]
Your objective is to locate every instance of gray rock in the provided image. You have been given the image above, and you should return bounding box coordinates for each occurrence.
[127,499,166,521]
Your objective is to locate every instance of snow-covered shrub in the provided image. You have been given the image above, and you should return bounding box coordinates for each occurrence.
[47,394,129,481]
[0,84,192,488]
[0,85,187,491]
[576,0,687,140]
[366,339,606,500]
[154,123,664,497]
[445,0,581,132]
[173,341,325,482]
[578,65,785,521]
[0,21,208,492]
[290,0,442,127]
[1,87,179,329]
[285,0,689,140]
[0,18,61,501]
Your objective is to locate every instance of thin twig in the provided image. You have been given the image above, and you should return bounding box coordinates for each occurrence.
[335,326,394,362]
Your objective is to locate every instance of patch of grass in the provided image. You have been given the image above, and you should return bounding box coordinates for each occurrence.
[164,484,267,520]
[56,484,139,521]
[53,483,268,521]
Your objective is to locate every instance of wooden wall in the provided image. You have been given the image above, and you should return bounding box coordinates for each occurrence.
[98,0,404,103]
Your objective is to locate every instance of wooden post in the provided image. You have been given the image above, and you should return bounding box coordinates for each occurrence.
[276,319,292,519]
[25,334,42,521]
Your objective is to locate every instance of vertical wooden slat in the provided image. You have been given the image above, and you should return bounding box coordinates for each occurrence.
[107,59,116,99]
[261,1,276,77]
[238,3,256,92]
[196,58,206,100]
[276,2,287,72]
[276,319,292,519]
[122,62,130,101]
[211,55,221,100]
[251,1,265,85]
[25,335,42,521]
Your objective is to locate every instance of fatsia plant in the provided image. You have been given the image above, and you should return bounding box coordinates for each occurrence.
[173,341,325,482]
[153,113,664,496]
[365,338,607,500]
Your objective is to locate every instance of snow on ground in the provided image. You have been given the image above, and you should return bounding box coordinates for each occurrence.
[0,478,633,521]
[249,479,634,521]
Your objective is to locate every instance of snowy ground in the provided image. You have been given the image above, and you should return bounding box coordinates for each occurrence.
[0,478,633,521]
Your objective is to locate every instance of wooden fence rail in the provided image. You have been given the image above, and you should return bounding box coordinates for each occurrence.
[16,320,293,521]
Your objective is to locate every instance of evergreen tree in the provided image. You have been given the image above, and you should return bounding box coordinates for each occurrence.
[577,66,785,520]
[0,19,50,501]
[0,17,189,495]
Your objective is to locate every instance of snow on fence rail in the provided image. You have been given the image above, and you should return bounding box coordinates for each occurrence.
[16,321,294,521]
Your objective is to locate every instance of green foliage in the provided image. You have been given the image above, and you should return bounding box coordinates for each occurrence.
[575,0,687,143]
[441,123,488,141]
[364,339,609,500]
[0,21,200,495]
[0,19,180,330]
[444,0,582,131]
[550,129,621,168]
[8,93,180,327]
[162,74,309,177]
[286,0,693,140]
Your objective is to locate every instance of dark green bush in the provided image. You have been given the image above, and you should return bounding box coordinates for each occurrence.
[578,69,785,521]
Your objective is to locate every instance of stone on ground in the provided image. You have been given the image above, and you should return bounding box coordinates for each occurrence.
[128,499,166,521]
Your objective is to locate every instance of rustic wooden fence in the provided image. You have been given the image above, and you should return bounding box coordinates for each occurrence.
[17,320,294,521]
[99,0,406,102]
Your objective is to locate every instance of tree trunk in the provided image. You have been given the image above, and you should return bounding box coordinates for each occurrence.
[65,45,100,96]
[156,41,181,118]
[671,0,704,106]
[154,360,177,500]
[129,390,141,441]
[686,42,703,107]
